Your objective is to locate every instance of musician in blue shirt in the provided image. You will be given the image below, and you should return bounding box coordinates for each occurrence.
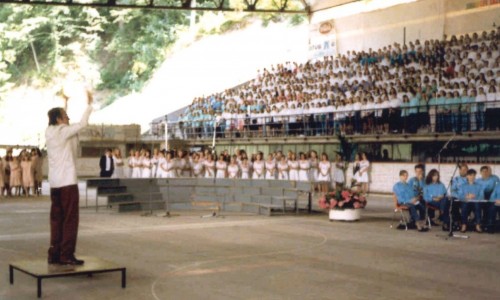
[458,169,484,233]
[476,166,499,200]
[408,164,426,200]
[451,163,468,199]
[487,184,500,234]
[423,169,450,228]
[393,170,427,231]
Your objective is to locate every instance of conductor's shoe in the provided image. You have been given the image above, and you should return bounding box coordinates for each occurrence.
[59,257,85,266]
[48,256,60,264]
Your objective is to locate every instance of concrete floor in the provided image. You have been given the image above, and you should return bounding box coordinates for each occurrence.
[0,195,499,300]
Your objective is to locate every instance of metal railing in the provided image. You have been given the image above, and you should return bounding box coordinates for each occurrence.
[150,99,500,140]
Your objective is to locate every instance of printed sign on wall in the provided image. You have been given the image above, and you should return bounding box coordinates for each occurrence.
[309,20,337,61]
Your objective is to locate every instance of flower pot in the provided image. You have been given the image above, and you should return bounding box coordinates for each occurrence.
[329,208,361,221]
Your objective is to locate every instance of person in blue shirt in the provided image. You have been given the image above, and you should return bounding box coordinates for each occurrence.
[407,89,420,133]
[458,169,484,233]
[460,91,472,132]
[408,164,425,200]
[451,164,468,199]
[487,184,500,234]
[476,166,500,200]
[423,169,450,229]
[393,170,427,231]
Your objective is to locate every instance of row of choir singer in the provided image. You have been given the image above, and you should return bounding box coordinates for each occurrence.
[1,148,43,197]
[123,149,369,194]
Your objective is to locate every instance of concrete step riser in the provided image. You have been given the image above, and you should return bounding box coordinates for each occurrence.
[108,194,134,203]
[87,179,120,188]
[98,186,127,194]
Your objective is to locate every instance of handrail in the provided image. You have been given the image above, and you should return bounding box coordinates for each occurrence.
[148,98,500,139]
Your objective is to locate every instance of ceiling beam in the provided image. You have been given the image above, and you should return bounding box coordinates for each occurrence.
[0,0,309,13]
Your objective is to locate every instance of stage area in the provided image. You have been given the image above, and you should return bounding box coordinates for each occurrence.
[0,195,499,299]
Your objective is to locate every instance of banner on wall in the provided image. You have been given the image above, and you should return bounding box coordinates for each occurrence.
[308,20,338,61]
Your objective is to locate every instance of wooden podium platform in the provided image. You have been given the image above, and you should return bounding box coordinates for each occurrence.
[9,256,126,298]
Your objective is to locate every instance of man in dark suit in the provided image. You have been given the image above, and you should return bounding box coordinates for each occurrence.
[99,148,114,177]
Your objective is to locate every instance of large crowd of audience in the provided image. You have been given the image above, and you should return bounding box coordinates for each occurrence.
[166,29,499,139]
[0,148,44,197]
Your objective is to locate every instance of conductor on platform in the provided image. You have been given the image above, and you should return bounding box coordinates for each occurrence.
[45,90,93,265]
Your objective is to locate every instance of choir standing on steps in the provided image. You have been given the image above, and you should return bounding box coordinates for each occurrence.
[116,148,369,198]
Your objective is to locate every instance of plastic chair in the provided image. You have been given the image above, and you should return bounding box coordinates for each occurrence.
[425,203,440,229]
[390,195,409,231]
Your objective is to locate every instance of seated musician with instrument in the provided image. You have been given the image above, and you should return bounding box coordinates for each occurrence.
[393,170,427,232]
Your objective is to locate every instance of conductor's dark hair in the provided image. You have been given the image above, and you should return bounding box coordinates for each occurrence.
[48,107,63,126]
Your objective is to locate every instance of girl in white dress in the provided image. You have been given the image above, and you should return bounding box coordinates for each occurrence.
[127,150,134,178]
[204,154,215,178]
[277,156,289,180]
[111,148,125,178]
[332,153,345,191]
[317,153,331,194]
[156,151,166,178]
[240,158,251,179]
[227,156,240,179]
[351,153,361,186]
[141,149,152,178]
[309,150,319,190]
[215,155,227,178]
[298,153,310,182]
[264,154,276,180]
[288,152,299,181]
[176,150,191,177]
[150,148,160,178]
[252,153,265,180]
[358,152,370,194]
[131,150,142,178]
[161,152,177,178]
[191,153,204,178]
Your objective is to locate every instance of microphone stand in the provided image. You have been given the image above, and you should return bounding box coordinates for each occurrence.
[202,119,224,218]
[141,178,154,217]
[439,162,469,240]
[161,178,178,218]
[435,134,468,239]
[437,132,456,173]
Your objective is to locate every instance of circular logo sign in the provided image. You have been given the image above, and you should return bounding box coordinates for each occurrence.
[319,22,333,34]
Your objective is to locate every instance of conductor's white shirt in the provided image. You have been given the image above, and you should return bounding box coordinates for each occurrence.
[46,106,92,188]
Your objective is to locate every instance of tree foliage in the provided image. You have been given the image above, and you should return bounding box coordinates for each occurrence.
[0,3,304,103]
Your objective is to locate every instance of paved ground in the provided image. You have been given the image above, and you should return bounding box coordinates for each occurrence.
[0,195,499,300]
